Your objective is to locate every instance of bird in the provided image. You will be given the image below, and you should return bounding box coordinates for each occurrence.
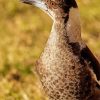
[21,0,100,100]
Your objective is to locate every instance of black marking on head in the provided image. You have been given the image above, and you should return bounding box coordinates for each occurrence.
[64,0,78,8]
[81,46,100,80]
[60,4,70,13]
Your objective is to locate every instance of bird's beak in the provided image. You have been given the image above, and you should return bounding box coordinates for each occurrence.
[21,0,47,10]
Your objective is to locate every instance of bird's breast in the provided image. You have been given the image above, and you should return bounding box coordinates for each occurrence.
[36,42,95,100]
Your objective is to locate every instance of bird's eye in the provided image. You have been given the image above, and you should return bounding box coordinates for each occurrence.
[51,2,54,5]
[50,1,57,9]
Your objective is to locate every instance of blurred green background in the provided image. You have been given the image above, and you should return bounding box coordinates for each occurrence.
[0,0,100,100]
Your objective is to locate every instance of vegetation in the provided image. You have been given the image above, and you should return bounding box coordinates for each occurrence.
[0,0,100,100]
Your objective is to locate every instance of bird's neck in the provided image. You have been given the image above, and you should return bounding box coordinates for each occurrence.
[47,7,85,50]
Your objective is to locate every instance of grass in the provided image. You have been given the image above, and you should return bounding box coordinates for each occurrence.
[0,0,100,100]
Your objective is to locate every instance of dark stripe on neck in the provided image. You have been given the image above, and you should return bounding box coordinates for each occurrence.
[62,15,69,23]
[61,0,78,23]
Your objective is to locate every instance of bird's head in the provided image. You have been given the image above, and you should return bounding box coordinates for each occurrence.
[21,0,78,20]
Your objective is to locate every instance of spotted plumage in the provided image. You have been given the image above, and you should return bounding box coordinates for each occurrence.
[21,0,100,99]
